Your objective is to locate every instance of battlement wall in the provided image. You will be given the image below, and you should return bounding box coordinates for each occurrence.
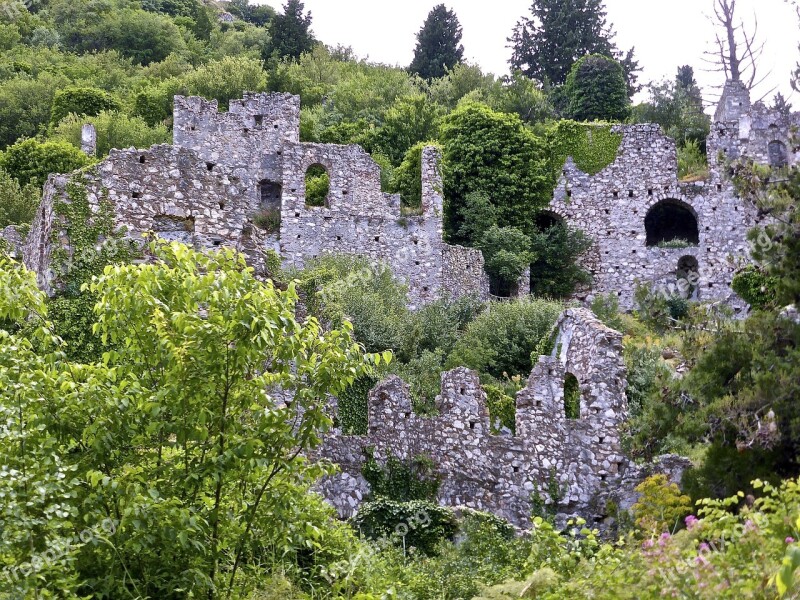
[316,308,652,526]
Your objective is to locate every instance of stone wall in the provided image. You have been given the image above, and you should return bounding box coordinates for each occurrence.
[548,123,757,313]
[23,93,487,305]
[0,226,23,258]
[316,308,689,527]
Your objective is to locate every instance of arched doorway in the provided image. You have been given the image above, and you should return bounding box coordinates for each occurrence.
[645,200,699,247]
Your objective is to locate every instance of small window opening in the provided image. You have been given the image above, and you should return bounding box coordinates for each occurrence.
[254,115,263,128]
[564,373,581,419]
[305,164,330,207]
[139,155,146,164]
[644,199,699,247]
[132,192,142,199]
[768,140,788,168]
[206,162,215,171]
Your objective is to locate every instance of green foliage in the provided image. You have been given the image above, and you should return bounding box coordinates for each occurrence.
[563,373,581,418]
[548,120,622,176]
[390,141,438,211]
[564,54,629,122]
[304,164,330,207]
[52,110,170,158]
[446,298,562,379]
[440,101,554,241]
[252,206,281,233]
[337,375,377,435]
[732,265,779,309]
[677,139,709,180]
[0,72,69,149]
[590,293,625,331]
[367,95,444,167]
[632,474,692,533]
[0,167,40,227]
[529,223,592,298]
[484,384,516,433]
[0,138,90,188]
[178,55,268,110]
[488,71,554,124]
[408,4,464,80]
[456,190,497,243]
[393,348,446,414]
[509,0,638,94]
[354,498,457,556]
[362,451,441,502]
[478,225,533,293]
[50,86,120,126]
[263,0,315,61]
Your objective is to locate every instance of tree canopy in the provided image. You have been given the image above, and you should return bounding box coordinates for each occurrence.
[408,4,465,80]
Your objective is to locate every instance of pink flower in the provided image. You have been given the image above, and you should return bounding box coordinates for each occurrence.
[685,515,699,530]
[786,537,795,544]
[698,542,710,553]
[642,538,654,549]
[743,519,758,533]
[658,532,671,547]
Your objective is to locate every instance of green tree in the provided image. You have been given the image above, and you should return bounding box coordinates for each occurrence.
[408,4,464,80]
[50,86,121,126]
[509,0,639,94]
[439,102,554,241]
[367,94,444,166]
[477,225,533,295]
[529,223,592,298]
[0,241,377,597]
[51,111,171,158]
[228,0,276,26]
[263,0,315,61]
[0,138,91,188]
[0,167,40,228]
[0,72,69,149]
[564,54,629,122]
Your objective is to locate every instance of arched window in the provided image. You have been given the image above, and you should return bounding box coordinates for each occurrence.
[259,179,282,211]
[305,164,330,207]
[644,200,699,247]
[768,140,788,168]
[564,373,581,419]
[676,255,700,298]
[534,210,565,231]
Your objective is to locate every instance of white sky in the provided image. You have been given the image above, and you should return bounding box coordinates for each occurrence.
[256,0,799,106]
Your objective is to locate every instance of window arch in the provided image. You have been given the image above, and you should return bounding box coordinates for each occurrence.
[564,373,581,419]
[644,199,699,247]
[305,164,330,207]
[676,255,700,298]
[534,210,565,231]
[768,140,788,168]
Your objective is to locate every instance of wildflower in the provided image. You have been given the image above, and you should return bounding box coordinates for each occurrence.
[658,532,671,547]
[642,538,654,549]
[685,515,699,530]
[698,542,710,553]
[786,537,795,544]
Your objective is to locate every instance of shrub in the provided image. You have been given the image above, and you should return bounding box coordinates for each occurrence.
[399,294,484,362]
[390,141,438,211]
[51,111,170,158]
[0,167,40,228]
[731,265,778,309]
[478,225,533,294]
[564,54,629,122]
[446,298,562,380]
[49,87,120,126]
[484,384,516,433]
[252,207,281,233]
[362,451,441,502]
[529,224,592,298]
[677,139,708,180]
[392,349,445,414]
[353,498,457,556]
[632,474,692,534]
[337,375,377,435]
[0,138,91,188]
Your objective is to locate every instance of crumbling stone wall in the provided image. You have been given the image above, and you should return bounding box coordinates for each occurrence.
[0,226,23,258]
[316,308,687,527]
[549,123,757,313]
[24,93,486,305]
[23,146,261,293]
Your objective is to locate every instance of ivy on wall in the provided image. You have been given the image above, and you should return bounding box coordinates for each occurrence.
[337,375,378,435]
[548,120,622,177]
[362,449,440,502]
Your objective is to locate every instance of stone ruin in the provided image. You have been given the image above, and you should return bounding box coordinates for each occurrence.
[1,81,796,527]
[317,308,690,527]
[20,92,488,306]
[546,79,798,311]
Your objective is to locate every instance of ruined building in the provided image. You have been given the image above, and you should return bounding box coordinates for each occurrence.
[318,307,689,527]
[21,93,487,306]
[546,79,798,311]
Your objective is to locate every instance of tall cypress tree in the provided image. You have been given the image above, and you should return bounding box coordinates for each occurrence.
[409,4,464,80]
[508,0,639,94]
[263,0,315,61]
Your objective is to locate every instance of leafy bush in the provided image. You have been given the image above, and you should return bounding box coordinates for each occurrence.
[51,110,170,157]
[305,164,330,207]
[478,225,533,293]
[484,384,516,433]
[529,223,592,298]
[49,86,120,126]
[362,451,441,502]
[390,141,438,211]
[731,265,778,309]
[0,167,40,227]
[252,207,282,233]
[548,120,622,176]
[677,139,709,180]
[564,54,630,122]
[446,298,562,380]
[0,138,91,188]
[392,349,446,414]
[337,375,378,435]
[353,498,457,556]
[632,474,692,534]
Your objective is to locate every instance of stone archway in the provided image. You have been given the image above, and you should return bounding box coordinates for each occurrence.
[644,199,699,247]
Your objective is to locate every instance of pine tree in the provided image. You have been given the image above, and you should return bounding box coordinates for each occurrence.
[508,0,639,94]
[408,4,464,80]
[263,0,315,61]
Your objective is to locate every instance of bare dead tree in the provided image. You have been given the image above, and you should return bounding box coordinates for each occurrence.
[702,0,771,95]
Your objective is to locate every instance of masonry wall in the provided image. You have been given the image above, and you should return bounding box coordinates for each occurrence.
[23,145,265,292]
[548,123,757,312]
[316,308,679,527]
